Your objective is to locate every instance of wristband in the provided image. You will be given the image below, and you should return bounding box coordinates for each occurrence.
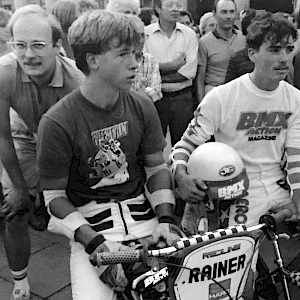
[158,215,177,225]
[85,234,106,255]
[145,188,176,210]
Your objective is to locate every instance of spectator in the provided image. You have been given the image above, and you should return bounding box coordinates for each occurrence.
[139,7,158,25]
[51,0,81,59]
[225,9,259,83]
[37,10,183,300]
[179,10,194,30]
[0,8,11,57]
[77,0,98,12]
[198,12,217,36]
[106,0,140,15]
[292,6,300,89]
[130,16,162,102]
[144,0,198,146]
[106,0,162,102]
[196,0,246,102]
[0,5,84,300]
[240,8,256,36]
[0,7,11,218]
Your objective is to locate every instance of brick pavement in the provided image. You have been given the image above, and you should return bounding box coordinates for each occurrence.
[0,219,72,300]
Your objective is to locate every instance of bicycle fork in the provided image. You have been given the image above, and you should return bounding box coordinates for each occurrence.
[265,229,291,300]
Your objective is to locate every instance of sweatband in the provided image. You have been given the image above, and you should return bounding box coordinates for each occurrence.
[287,155,300,163]
[144,163,169,180]
[158,215,177,225]
[85,234,106,255]
[287,167,300,175]
[170,148,191,159]
[43,190,68,207]
[286,155,300,192]
[145,187,175,210]
[170,159,188,174]
[48,211,90,240]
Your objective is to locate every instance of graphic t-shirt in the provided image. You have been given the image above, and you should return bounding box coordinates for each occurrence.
[176,74,300,176]
[37,89,166,206]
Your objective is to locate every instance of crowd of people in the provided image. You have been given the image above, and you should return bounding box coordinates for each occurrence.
[1,0,300,300]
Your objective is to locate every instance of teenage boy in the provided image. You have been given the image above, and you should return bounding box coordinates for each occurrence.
[37,10,183,300]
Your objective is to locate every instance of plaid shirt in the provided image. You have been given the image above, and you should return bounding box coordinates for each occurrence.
[132,52,162,102]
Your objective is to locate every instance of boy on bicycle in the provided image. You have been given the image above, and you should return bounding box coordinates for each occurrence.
[171,13,300,228]
[37,10,183,300]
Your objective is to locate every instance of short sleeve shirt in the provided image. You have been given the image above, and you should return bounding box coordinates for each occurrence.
[37,89,166,207]
[198,29,246,86]
[0,53,85,134]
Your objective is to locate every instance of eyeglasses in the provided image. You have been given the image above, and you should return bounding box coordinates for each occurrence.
[163,3,183,11]
[8,40,53,56]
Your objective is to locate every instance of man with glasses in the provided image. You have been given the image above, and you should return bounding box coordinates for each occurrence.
[0,5,84,300]
[144,0,198,147]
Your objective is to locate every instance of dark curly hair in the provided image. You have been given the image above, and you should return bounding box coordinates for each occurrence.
[247,13,298,50]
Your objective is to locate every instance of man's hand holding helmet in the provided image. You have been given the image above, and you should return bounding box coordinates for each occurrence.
[175,166,208,204]
[174,142,249,204]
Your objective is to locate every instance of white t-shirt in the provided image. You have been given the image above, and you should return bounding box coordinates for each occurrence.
[175,74,300,178]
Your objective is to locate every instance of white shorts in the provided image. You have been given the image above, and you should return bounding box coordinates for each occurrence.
[226,170,295,227]
[47,194,158,300]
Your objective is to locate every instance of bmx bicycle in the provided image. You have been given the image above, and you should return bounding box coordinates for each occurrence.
[94,209,300,300]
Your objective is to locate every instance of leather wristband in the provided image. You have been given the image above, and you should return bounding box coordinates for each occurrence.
[158,215,177,225]
[85,234,106,254]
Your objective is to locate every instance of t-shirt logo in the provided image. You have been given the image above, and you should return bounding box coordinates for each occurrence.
[236,111,292,141]
[88,123,129,188]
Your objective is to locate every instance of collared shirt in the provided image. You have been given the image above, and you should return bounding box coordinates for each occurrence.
[0,53,85,138]
[131,52,162,102]
[198,28,246,87]
[144,22,198,93]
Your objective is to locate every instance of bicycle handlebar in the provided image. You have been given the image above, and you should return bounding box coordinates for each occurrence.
[95,209,293,266]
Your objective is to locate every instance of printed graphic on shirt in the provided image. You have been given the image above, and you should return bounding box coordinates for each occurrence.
[88,121,129,189]
[236,111,292,141]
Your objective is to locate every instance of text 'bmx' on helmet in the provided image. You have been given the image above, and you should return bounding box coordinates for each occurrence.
[187,142,249,201]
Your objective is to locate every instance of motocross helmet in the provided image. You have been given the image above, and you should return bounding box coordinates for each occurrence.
[187,142,249,201]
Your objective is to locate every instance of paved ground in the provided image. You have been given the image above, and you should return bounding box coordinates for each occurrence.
[0,219,72,300]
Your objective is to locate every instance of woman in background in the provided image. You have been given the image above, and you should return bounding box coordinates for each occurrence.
[51,0,81,59]
[199,12,217,37]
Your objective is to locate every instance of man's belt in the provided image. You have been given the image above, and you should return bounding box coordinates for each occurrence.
[162,86,192,97]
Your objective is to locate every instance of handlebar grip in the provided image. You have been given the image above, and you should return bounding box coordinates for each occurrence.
[259,209,293,232]
[95,249,143,266]
[271,209,293,223]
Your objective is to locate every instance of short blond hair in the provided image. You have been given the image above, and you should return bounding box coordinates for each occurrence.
[106,0,140,15]
[199,12,214,35]
[68,10,140,75]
